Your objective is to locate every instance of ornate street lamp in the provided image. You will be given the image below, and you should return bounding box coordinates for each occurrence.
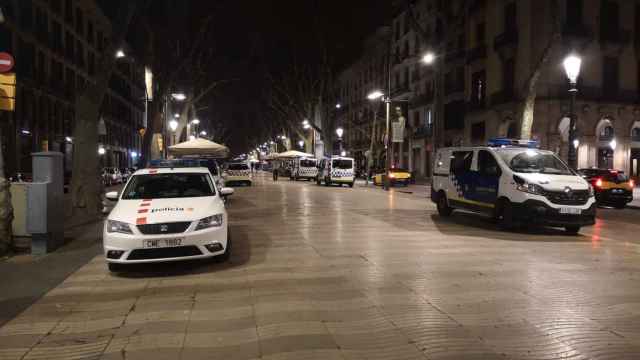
[563,54,582,169]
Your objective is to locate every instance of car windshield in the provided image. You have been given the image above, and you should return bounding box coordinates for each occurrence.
[499,150,573,175]
[332,160,352,169]
[227,163,249,170]
[583,170,629,182]
[300,160,316,167]
[121,173,215,199]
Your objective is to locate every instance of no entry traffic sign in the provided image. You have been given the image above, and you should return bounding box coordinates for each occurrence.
[0,53,15,73]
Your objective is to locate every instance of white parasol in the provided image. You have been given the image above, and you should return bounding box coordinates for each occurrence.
[168,138,229,158]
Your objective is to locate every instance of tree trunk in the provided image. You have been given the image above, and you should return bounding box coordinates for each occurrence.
[0,120,13,254]
[518,0,561,139]
[70,3,137,216]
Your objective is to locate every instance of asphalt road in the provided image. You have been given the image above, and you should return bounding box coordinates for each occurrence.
[1,173,640,359]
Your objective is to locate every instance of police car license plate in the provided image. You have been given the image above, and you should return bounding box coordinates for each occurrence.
[559,207,581,215]
[143,238,183,248]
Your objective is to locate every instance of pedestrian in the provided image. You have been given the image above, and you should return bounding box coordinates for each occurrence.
[273,168,278,181]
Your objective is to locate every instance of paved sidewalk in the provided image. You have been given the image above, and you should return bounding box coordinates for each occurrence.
[629,187,640,209]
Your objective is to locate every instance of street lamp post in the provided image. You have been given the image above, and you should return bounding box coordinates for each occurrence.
[367,90,391,190]
[563,55,582,169]
[169,119,178,146]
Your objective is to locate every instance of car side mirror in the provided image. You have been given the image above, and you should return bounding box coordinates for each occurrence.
[220,187,234,196]
[105,191,119,201]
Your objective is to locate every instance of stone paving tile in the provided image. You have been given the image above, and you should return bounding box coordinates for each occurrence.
[4,176,640,359]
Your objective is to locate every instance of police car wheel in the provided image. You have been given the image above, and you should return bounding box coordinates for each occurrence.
[436,192,453,217]
[565,226,580,235]
[316,177,321,185]
[215,234,232,262]
[324,177,330,186]
[108,263,126,273]
[496,199,515,230]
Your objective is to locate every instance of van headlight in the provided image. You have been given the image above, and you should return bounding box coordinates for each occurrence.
[195,214,224,230]
[516,182,544,195]
[106,220,133,234]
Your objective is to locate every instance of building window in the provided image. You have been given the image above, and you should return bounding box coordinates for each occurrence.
[471,70,486,105]
[600,0,620,41]
[87,21,94,45]
[19,0,34,31]
[51,0,62,14]
[64,0,73,24]
[603,56,619,95]
[503,58,515,96]
[75,7,84,34]
[566,0,583,27]
[471,122,486,144]
[476,23,485,45]
[504,2,517,32]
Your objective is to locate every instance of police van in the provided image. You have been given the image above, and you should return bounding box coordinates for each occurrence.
[317,156,355,187]
[431,138,596,234]
[290,157,318,181]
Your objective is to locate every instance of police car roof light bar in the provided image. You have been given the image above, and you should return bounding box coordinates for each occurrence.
[487,138,539,148]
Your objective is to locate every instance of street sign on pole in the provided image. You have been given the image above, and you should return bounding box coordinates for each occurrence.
[392,122,404,142]
[0,53,15,73]
[0,72,16,111]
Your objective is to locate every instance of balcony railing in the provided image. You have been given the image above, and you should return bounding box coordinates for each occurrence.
[490,90,516,105]
[562,22,593,39]
[600,28,631,45]
[412,125,432,139]
[466,44,487,64]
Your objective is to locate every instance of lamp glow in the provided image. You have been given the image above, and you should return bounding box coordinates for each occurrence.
[171,93,187,101]
[573,139,579,149]
[169,119,178,132]
[422,52,435,64]
[191,119,200,125]
[98,147,106,155]
[336,127,344,138]
[610,138,617,150]
[563,55,582,84]
[367,90,384,100]
[115,49,125,58]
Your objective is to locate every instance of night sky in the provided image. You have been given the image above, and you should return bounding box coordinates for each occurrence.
[100,0,391,153]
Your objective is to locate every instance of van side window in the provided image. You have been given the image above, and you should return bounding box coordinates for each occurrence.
[478,150,501,177]
[450,151,473,174]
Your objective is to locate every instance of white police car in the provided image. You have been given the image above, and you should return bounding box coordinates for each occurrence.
[223,162,252,186]
[103,165,234,272]
[431,138,596,234]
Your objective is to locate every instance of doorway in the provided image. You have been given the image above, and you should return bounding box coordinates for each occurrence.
[631,148,640,179]
[598,148,614,169]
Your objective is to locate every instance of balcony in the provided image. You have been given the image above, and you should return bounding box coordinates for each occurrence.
[391,84,412,100]
[493,30,518,58]
[490,90,516,106]
[412,125,432,139]
[466,44,487,64]
[466,98,486,112]
[543,84,639,104]
[444,48,465,63]
[409,92,434,109]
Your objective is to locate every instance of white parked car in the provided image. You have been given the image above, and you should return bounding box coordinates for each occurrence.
[223,163,252,186]
[103,166,234,272]
[431,138,596,234]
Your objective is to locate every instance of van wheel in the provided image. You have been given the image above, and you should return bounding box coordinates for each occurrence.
[565,226,581,235]
[348,182,354,188]
[324,177,330,186]
[436,192,453,217]
[316,176,321,185]
[496,199,515,230]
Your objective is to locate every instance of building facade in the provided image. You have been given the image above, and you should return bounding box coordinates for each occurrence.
[337,0,640,181]
[334,26,390,172]
[0,0,145,178]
